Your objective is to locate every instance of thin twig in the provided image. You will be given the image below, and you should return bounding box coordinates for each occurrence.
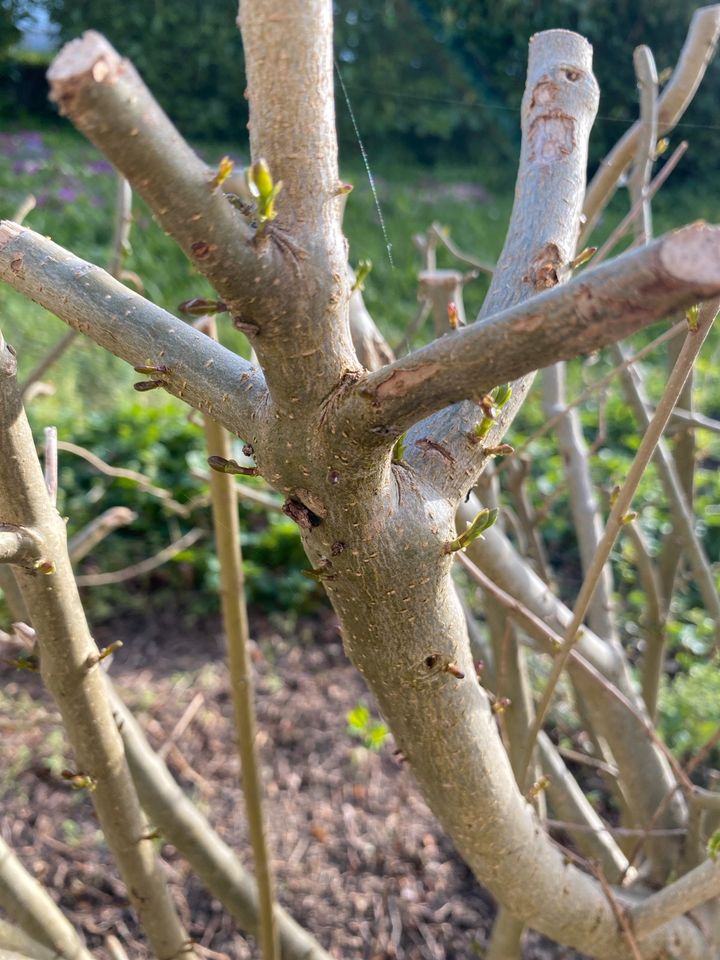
[68,506,138,563]
[429,222,494,274]
[458,553,695,795]
[157,692,204,760]
[587,862,642,960]
[544,819,686,838]
[75,528,204,586]
[495,320,686,474]
[592,141,687,264]
[43,427,57,507]
[628,45,658,245]
[12,195,36,225]
[622,522,667,720]
[57,439,196,516]
[197,315,279,960]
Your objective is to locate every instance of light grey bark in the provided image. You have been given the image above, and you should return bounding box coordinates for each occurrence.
[0,836,93,960]
[461,509,687,867]
[0,334,193,960]
[542,363,617,642]
[537,733,630,881]
[0,222,267,442]
[349,224,720,473]
[0,921,58,960]
[0,7,718,957]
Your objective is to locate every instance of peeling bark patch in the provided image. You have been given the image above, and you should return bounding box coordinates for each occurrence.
[414,438,456,463]
[374,363,443,402]
[524,243,562,290]
[513,312,544,334]
[282,497,322,530]
[528,113,575,164]
[0,221,22,251]
[190,240,216,260]
[529,77,558,109]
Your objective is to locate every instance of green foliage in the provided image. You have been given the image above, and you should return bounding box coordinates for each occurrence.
[346,704,389,750]
[49,398,320,620]
[659,660,720,759]
[708,828,720,861]
[0,1,20,57]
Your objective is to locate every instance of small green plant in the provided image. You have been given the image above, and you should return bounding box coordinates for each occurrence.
[346,704,389,751]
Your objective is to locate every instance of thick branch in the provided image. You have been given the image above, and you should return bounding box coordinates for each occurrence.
[345,225,720,450]
[46,32,255,296]
[630,858,720,938]
[384,29,598,498]
[0,836,93,960]
[460,507,687,867]
[238,0,338,232]
[582,5,720,240]
[0,525,42,567]
[0,335,193,959]
[0,222,267,442]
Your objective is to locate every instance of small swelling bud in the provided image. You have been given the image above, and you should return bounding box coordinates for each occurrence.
[208,455,258,477]
[245,158,283,230]
[570,246,597,270]
[351,258,372,293]
[133,380,164,392]
[61,770,97,792]
[445,507,499,553]
[525,775,551,801]
[392,432,406,464]
[210,155,234,189]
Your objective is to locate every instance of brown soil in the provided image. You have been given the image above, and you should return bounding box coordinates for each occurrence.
[1,608,583,959]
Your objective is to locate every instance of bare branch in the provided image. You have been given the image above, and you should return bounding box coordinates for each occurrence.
[58,439,197,517]
[520,302,718,784]
[22,173,133,396]
[630,857,720,938]
[460,511,687,873]
[592,141,688,264]
[543,363,617,643]
[582,4,720,240]
[537,733,631,881]
[0,222,268,440]
[0,525,42,567]
[46,32,254,296]
[348,270,395,370]
[199,316,278,960]
[75,527,204,586]
[0,334,194,958]
[628,45,659,245]
[380,29,599,498]
[239,0,339,236]
[0,920,57,960]
[68,506,138,563]
[108,683,335,960]
[0,835,93,960]
[347,225,720,452]
[43,426,57,506]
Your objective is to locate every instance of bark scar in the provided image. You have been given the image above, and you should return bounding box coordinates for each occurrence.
[528,112,575,164]
[372,363,443,404]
